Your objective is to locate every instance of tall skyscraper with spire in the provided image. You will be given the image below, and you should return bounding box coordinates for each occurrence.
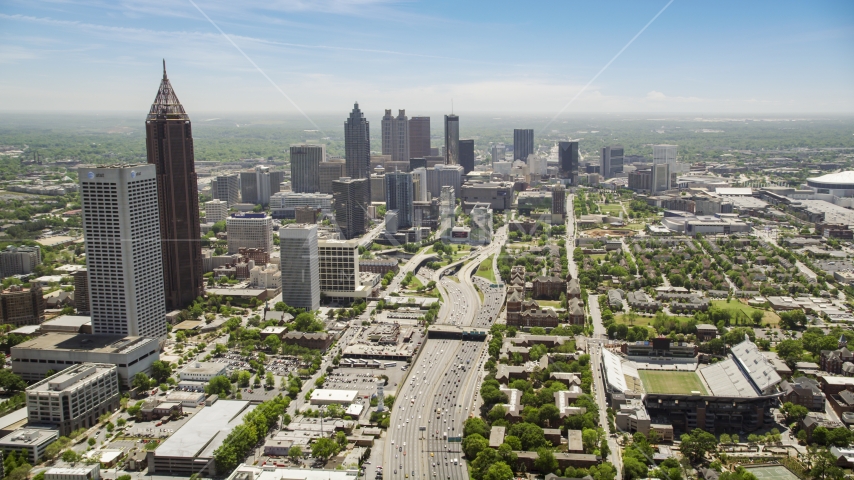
[344,103,371,203]
[145,61,203,311]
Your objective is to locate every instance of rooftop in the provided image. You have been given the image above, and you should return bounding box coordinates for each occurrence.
[154,400,255,459]
[12,333,157,355]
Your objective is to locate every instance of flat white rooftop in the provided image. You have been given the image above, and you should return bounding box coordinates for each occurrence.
[154,400,254,459]
[309,389,359,404]
[228,465,357,480]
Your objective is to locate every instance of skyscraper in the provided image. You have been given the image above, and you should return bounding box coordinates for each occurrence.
[385,171,414,229]
[653,145,678,166]
[79,165,166,339]
[145,62,203,311]
[345,103,371,203]
[290,144,325,193]
[552,185,566,218]
[280,224,320,311]
[411,167,428,202]
[444,114,459,166]
[513,129,534,161]
[459,139,475,174]
[211,174,239,206]
[409,117,431,159]
[332,177,368,240]
[240,170,258,204]
[600,146,625,179]
[439,186,455,241]
[382,110,409,162]
[491,144,505,165]
[558,141,579,183]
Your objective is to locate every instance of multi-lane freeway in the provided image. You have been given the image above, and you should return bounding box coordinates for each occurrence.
[382,228,506,480]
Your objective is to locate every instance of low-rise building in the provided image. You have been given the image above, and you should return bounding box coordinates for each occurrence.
[695,324,718,342]
[12,333,159,387]
[780,377,826,411]
[45,465,101,480]
[0,284,45,327]
[179,362,228,383]
[0,428,58,464]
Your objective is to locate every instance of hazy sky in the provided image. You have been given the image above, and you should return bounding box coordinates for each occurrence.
[1,0,852,116]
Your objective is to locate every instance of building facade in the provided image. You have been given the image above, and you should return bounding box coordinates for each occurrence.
[332,177,368,240]
[444,114,459,166]
[210,174,239,206]
[145,64,203,311]
[409,116,431,159]
[79,165,166,339]
[600,146,624,179]
[558,141,579,182]
[73,270,89,315]
[344,103,371,203]
[279,224,320,311]
[0,285,45,327]
[290,144,325,194]
[0,246,41,279]
[226,213,273,255]
[26,363,120,436]
[318,160,346,194]
[382,109,410,162]
[459,139,475,174]
[513,129,534,162]
[204,199,228,225]
[385,171,414,229]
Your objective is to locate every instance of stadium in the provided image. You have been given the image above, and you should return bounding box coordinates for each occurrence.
[805,171,854,197]
[601,337,783,434]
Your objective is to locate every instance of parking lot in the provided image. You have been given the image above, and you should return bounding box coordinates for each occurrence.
[322,366,409,398]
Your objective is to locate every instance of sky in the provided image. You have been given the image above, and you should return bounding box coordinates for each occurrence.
[0,0,852,117]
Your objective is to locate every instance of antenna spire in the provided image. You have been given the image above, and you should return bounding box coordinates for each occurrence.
[162,59,167,79]
[451,99,454,114]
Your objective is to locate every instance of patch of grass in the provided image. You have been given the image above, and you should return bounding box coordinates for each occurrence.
[639,370,707,395]
[711,299,780,326]
[599,204,624,215]
[625,223,647,231]
[475,255,496,282]
[537,300,563,308]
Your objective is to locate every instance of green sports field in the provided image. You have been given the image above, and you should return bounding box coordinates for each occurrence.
[638,370,708,395]
[746,466,799,480]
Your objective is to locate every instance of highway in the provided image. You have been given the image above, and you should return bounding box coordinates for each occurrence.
[382,227,506,480]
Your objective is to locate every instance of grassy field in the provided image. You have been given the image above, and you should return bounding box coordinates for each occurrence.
[710,299,780,326]
[475,255,496,282]
[639,370,708,395]
[537,300,563,308]
[599,203,624,215]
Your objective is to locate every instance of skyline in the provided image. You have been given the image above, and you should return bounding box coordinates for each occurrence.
[0,1,851,116]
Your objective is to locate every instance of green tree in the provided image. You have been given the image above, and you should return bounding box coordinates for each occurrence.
[679,428,717,463]
[132,372,152,391]
[462,433,489,460]
[61,449,80,464]
[463,417,491,439]
[150,360,172,383]
[719,466,759,480]
[264,335,282,351]
[288,445,303,460]
[311,437,341,462]
[781,402,809,423]
[206,375,232,396]
[483,462,514,480]
[0,370,27,391]
[534,448,559,473]
[623,457,648,480]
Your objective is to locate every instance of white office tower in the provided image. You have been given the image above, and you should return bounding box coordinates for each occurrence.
[653,145,677,166]
[204,199,228,224]
[385,171,414,229]
[411,167,428,202]
[376,379,385,412]
[226,213,273,254]
[439,186,455,241]
[527,154,548,177]
[279,224,320,311]
[78,165,166,339]
[470,204,493,245]
[385,210,399,234]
